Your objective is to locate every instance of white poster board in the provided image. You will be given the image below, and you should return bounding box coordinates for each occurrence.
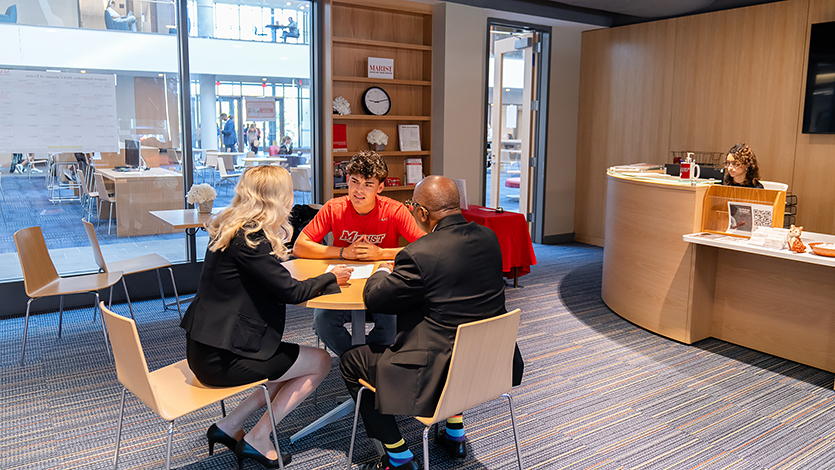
[245,98,276,119]
[0,69,119,154]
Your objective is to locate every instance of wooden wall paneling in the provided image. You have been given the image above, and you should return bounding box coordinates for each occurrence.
[574,20,677,245]
[332,2,431,44]
[793,0,835,234]
[669,1,807,188]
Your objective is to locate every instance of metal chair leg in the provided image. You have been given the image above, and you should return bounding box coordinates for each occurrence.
[166,267,182,320]
[20,298,34,366]
[108,203,114,235]
[220,400,226,417]
[504,393,524,469]
[347,386,367,469]
[261,384,285,470]
[122,278,135,320]
[165,420,174,470]
[96,292,113,362]
[422,426,430,470]
[156,269,166,310]
[58,295,64,338]
[112,387,127,470]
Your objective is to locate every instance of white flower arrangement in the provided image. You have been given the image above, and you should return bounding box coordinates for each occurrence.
[333,96,351,115]
[186,183,217,204]
[366,129,389,145]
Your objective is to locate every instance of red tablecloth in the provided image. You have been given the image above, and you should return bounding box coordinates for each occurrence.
[461,205,537,279]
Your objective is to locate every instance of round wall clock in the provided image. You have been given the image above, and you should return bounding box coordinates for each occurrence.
[361,87,391,116]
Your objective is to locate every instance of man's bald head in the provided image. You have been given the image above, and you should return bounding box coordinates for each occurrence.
[413,175,461,215]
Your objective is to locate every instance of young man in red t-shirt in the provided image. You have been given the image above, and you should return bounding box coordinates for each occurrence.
[294,151,424,355]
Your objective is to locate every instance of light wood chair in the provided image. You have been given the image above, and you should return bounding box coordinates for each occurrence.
[290,167,312,204]
[94,172,117,235]
[82,219,182,321]
[216,158,240,193]
[202,151,219,185]
[347,309,524,470]
[13,226,123,366]
[76,167,98,222]
[100,302,285,470]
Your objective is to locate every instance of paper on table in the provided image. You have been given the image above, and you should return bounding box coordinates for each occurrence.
[326,263,375,279]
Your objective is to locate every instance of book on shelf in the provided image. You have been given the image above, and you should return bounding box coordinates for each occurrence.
[398,124,421,151]
[333,124,348,152]
[406,158,423,185]
[368,57,394,79]
[333,161,348,189]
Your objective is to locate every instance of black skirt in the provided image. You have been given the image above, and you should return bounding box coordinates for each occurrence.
[187,335,300,387]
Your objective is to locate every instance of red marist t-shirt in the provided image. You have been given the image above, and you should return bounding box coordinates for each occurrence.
[303,196,424,248]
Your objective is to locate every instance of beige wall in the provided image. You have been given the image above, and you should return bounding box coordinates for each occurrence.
[575,0,835,244]
[433,2,596,240]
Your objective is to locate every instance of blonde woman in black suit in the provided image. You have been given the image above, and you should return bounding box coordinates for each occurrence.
[180,165,352,469]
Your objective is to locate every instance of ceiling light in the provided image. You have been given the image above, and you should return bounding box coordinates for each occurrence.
[286,1,291,5]
[262,78,268,81]
[158,73,164,77]
[300,5,305,9]
[505,88,510,92]
[80,70,86,74]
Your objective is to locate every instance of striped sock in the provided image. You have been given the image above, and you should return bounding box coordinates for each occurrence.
[384,439,414,467]
[445,414,466,441]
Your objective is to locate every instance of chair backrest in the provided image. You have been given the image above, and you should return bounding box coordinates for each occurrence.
[75,168,91,197]
[94,172,114,203]
[291,167,312,192]
[82,218,108,272]
[205,151,218,168]
[13,226,60,297]
[217,157,232,177]
[427,309,521,423]
[760,180,789,191]
[99,302,162,415]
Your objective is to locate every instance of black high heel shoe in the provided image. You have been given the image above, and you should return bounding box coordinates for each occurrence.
[207,423,238,456]
[235,439,291,469]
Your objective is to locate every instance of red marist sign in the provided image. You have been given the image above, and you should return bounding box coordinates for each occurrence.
[367,57,394,79]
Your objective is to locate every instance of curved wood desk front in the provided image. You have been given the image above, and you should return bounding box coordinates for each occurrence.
[602,170,711,343]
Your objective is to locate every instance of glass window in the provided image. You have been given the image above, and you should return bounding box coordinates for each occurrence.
[0,0,315,282]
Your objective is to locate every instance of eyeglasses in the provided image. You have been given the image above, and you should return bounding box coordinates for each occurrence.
[404,199,427,214]
[724,160,742,169]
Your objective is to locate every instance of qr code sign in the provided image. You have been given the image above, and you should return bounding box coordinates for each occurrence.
[753,209,772,228]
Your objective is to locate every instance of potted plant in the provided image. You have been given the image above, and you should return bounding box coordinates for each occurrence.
[187,183,217,213]
[367,129,388,152]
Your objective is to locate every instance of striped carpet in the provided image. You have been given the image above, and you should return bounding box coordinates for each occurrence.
[1,242,834,469]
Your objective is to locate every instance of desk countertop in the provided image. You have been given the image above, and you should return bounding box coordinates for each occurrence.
[683,231,835,268]
[98,167,180,179]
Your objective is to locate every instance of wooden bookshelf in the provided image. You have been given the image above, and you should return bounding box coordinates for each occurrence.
[326,0,432,201]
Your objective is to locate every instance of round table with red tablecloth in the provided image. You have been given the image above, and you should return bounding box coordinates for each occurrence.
[461,205,537,286]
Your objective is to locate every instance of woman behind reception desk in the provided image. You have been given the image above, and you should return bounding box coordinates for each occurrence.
[180,166,352,467]
[722,143,764,188]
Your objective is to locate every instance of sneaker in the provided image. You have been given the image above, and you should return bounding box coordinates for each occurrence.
[31,167,43,173]
[436,433,467,460]
[15,164,24,174]
[357,454,419,470]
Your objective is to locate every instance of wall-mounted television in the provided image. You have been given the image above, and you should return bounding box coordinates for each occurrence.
[802,21,835,134]
[125,139,140,168]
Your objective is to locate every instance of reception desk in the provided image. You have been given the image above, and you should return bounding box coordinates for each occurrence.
[602,169,713,343]
[603,168,835,383]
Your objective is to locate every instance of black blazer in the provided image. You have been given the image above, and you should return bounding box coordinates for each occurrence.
[363,213,512,416]
[180,230,339,361]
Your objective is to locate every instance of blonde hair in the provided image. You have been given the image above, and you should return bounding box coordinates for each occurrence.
[207,165,294,259]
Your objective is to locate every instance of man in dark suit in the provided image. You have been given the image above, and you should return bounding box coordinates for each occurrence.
[340,175,521,469]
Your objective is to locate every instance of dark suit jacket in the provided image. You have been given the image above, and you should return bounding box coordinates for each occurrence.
[363,213,511,416]
[181,230,339,361]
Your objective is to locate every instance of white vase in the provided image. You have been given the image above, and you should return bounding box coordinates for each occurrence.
[197,200,214,214]
[370,143,385,152]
